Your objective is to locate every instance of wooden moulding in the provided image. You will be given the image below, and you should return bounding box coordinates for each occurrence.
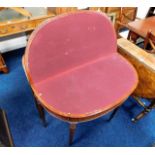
[117,38,155,99]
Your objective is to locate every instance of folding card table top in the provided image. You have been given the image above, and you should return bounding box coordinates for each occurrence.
[23,11,138,144]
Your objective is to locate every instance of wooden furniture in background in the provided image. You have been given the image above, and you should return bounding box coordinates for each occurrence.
[144,31,155,53]
[23,11,138,145]
[0,7,56,73]
[0,8,55,37]
[0,108,14,146]
[107,7,137,31]
[117,38,155,122]
[89,7,107,12]
[54,7,77,15]
[127,16,155,43]
[89,7,137,32]
[0,7,32,18]
[116,8,137,38]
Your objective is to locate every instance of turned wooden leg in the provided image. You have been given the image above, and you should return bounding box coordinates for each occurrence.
[30,88,47,127]
[69,123,77,145]
[34,96,47,127]
[107,107,119,121]
[132,99,155,123]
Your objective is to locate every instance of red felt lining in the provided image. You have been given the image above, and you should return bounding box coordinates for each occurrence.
[34,53,137,114]
[25,11,138,116]
[28,11,116,83]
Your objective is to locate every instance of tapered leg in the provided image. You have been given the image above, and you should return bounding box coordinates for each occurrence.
[69,123,77,145]
[34,97,47,127]
[127,31,138,43]
[132,99,155,123]
[107,107,119,121]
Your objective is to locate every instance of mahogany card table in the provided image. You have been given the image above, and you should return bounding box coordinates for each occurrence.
[23,11,138,145]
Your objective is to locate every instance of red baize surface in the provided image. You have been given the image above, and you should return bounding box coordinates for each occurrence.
[26,11,138,116]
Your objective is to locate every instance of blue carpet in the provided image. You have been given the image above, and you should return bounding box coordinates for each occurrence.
[0,48,155,147]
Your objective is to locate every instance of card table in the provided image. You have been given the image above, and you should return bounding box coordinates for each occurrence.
[23,11,138,144]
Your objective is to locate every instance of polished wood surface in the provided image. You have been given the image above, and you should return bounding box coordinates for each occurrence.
[9,7,32,17]
[0,12,55,37]
[55,7,77,15]
[117,38,155,121]
[117,38,155,74]
[118,38,155,97]
[127,16,155,40]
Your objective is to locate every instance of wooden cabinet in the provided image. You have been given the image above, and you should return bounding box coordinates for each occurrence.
[89,7,137,30]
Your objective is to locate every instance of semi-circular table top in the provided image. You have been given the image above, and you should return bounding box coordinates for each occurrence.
[23,11,138,121]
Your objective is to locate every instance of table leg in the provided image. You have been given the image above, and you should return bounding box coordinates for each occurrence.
[107,107,119,121]
[69,123,77,145]
[127,31,139,44]
[0,108,14,147]
[30,88,47,127]
[33,96,47,127]
[0,52,8,73]
[132,99,155,123]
